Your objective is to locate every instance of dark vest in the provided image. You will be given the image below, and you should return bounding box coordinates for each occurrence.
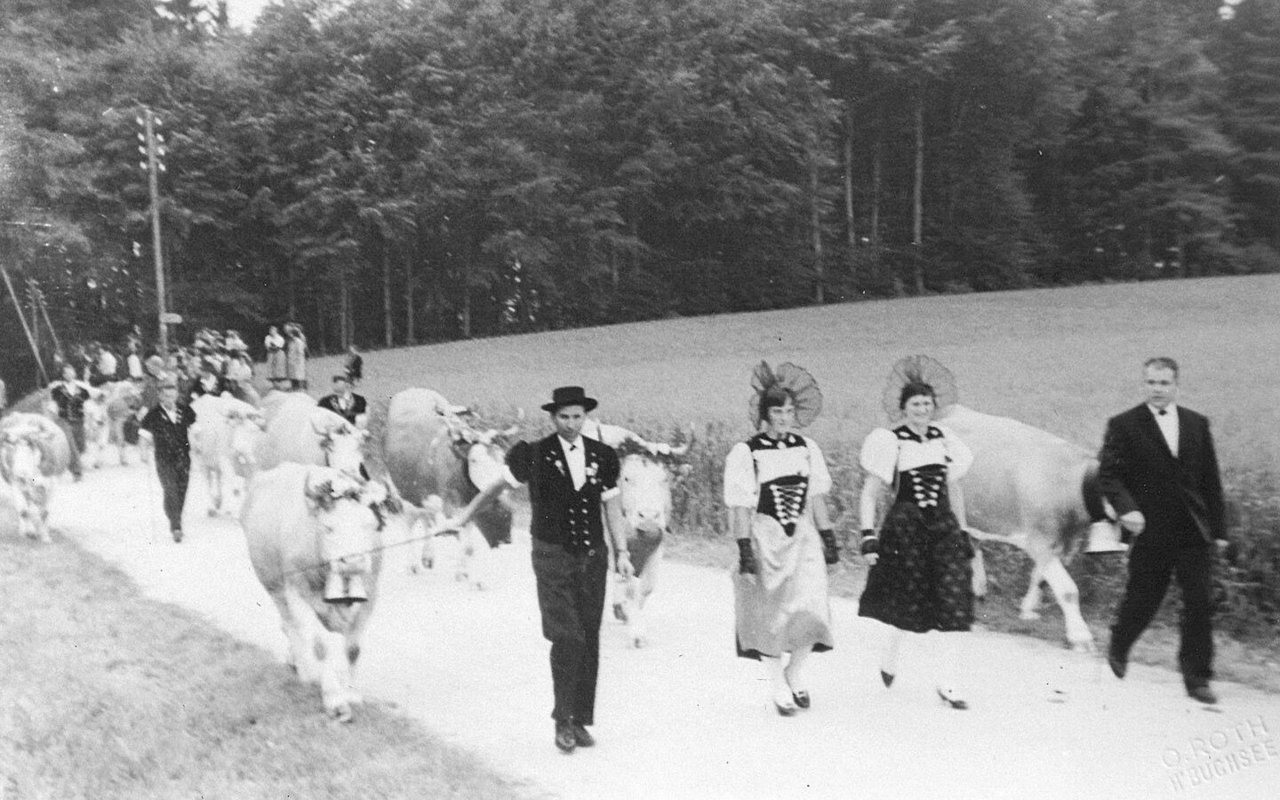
[507,434,620,553]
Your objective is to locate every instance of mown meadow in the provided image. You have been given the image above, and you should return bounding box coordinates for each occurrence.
[325,274,1280,683]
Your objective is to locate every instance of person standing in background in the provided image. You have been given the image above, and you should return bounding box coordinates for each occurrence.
[284,323,307,391]
[265,325,287,385]
[1100,357,1227,705]
[344,344,363,385]
[49,363,91,481]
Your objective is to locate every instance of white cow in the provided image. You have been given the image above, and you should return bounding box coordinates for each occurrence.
[588,425,693,647]
[254,392,366,479]
[0,413,71,542]
[242,464,393,722]
[938,404,1120,651]
[188,393,264,516]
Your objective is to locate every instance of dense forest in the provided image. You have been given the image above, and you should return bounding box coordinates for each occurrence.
[2,0,1278,393]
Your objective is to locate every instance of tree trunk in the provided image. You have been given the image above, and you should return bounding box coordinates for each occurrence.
[382,244,393,347]
[405,251,416,345]
[810,155,824,304]
[339,277,350,351]
[912,92,925,295]
[870,127,882,248]
[844,106,856,250]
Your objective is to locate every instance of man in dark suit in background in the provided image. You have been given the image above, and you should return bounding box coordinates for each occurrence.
[140,375,197,543]
[446,386,634,754]
[1099,357,1227,704]
[317,373,368,427]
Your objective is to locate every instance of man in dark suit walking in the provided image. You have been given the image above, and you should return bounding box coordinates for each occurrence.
[139,375,197,543]
[448,386,634,753]
[1099,357,1227,704]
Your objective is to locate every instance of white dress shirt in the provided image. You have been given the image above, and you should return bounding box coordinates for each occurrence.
[559,435,587,490]
[1148,403,1179,457]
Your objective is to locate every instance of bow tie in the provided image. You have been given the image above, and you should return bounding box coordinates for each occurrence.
[568,443,578,451]
[1158,409,1167,416]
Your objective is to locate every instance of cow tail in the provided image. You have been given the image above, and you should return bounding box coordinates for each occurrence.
[1081,462,1110,523]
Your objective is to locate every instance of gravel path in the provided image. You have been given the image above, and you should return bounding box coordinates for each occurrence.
[50,463,1280,800]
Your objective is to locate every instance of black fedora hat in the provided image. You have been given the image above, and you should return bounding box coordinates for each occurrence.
[541,386,598,413]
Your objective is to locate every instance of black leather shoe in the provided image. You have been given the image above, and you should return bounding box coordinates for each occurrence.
[1107,650,1127,680]
[171,529,183,543]
[880,670,895,688]
[554,721,576,753]
[791,690,810,709]
[1187,685,1218,705]
[937,688,968,710]
[571,722,595,747]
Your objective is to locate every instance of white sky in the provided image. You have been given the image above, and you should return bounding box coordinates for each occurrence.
[222,0,273,30]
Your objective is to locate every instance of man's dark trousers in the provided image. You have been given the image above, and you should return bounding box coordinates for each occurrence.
[155,455,190,532]
[531,539,608,725]
[1111,536,1214,688]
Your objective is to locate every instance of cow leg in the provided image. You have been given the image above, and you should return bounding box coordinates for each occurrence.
[1040,558,1095,651]
[1019,561,1045,620]
[274,589,317,683]
[284,589,352,720]
[627,543,662,648]
[461,522,492,590]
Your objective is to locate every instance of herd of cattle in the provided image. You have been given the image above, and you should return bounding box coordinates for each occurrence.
[0,382,1122,721]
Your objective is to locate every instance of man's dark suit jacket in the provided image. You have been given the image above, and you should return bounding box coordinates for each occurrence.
[507,433,620,552]
[1098,404,1225,546]
[317,393,367,425]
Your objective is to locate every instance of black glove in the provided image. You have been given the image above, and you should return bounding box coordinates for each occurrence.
[859,529,880,557]
[736,538,758,575]
[819,529,839,565]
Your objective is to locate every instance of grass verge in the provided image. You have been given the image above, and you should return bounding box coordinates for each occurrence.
[0,533,542,800]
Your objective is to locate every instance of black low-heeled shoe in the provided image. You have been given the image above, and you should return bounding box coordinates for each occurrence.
[937,689,968,710]
[791,690,810,709]
[880,670,895,688]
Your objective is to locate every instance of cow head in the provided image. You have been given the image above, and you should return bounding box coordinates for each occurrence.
[304,471,390,604]
[313,417,368,477]
[619,453,675,537]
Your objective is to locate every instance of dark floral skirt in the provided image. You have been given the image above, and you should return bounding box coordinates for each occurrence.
[858,501,974,633]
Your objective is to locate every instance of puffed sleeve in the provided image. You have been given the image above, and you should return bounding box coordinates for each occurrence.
[722,441,758,508]
[859,428,899,484]
[936,424,973,480]
[804,436,832,496]
[504,440,535,487]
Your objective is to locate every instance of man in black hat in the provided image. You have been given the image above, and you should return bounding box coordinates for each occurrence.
[139,374,197,542]
[317,373,368,427]
[446,386,634,754]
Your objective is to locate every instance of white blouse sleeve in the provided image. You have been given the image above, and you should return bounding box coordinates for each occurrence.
[937,424,974,480]
[804,436,832,496]
[722,441,758,508]
[859,428,900,485]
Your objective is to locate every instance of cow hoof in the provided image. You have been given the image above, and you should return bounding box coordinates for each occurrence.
[329,703,354,723]
[632,636,647,649]
[612,603,628,622]
[1068,639,1096,654]
[207,508,218,517]
[1019,610,1042,622]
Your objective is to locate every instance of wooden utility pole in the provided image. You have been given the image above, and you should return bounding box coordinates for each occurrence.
[138,107,170,354]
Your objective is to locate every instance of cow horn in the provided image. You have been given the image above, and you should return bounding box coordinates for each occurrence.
[668,426,696,457]
[501,422,519,437]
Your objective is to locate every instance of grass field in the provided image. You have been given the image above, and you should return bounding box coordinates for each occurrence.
[0,534,540,800]
[313,274,1280,472]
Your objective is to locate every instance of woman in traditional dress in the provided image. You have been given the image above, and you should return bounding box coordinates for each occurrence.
[264,325,287,384]
[284,323,308,391]
[724,361,840,716]
[857,356,975,709]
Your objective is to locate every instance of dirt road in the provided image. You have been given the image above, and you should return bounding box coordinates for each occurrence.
[50,464,1280,800]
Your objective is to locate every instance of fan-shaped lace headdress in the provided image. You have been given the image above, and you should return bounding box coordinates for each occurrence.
[748,361,822,429]
[880,355,958,421]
